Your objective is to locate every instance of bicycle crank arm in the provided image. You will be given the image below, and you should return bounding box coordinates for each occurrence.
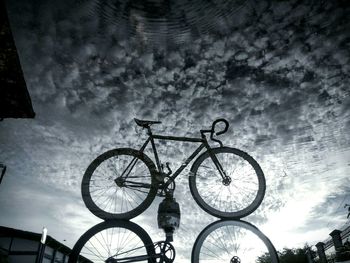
[106,254,151,263]
[106,252,162,263]
[124,181,152,189]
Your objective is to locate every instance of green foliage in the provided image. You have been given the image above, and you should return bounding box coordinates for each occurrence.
[256,246,309,263]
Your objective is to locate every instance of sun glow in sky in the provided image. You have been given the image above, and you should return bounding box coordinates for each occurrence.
[1,0,350,262]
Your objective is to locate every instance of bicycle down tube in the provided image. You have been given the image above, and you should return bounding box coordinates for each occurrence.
[151,133,229,187]
[120,131,228,190]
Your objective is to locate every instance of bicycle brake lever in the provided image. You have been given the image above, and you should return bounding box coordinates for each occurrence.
[210,128,224,147]
[212,119,229,136]
[211,137,223,147]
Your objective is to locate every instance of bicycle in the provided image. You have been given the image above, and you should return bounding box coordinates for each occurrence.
[81,118,266,220]
[68,220,174,263]
[68,219,279,263]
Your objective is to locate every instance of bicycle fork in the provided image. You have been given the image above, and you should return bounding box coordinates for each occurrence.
[206,146,231,186]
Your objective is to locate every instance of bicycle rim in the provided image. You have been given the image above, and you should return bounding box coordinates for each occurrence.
[69,220,156,263]
[191,220,279,263]
[82,148,158,220]
[189,147,266,219]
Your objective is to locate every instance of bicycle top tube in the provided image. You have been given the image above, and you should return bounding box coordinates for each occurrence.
[152,134,204,143]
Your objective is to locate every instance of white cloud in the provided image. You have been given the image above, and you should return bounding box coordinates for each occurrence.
[1,0,350,261]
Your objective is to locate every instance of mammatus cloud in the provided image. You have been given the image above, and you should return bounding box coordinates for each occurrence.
[0,0,349,261]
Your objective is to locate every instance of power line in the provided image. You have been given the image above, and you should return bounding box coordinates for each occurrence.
[326,193,350,228]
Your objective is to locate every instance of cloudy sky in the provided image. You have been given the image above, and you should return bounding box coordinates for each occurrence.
[1,0,350,261]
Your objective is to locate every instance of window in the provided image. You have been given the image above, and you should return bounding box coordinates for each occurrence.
[44,246,54,257]
[8,255,36,263]
[54,251,64,263]
[11,238,39,251]
[0,237,11,252]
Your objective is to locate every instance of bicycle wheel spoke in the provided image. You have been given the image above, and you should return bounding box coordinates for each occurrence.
[201,245,226,260]
[70,221,154,263]
[205,235,230,256]
[95,191,113,209]
[193,221,277,263]
[213,229,231,255]
[123,189,137,210]
[190,147,265,218]
[127,188,146,205]
[100,188,117,212]
[85,239,105,260]
[116,228,134,255]
[82,149,156,219]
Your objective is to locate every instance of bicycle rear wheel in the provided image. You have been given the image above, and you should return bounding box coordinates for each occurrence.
[191,220,279,263]
[68,220,156,263]
[189,147,266,219]
[82,148,158,220]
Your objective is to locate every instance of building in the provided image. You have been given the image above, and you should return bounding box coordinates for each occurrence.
[1,1,35,120]
[0,226,90,263]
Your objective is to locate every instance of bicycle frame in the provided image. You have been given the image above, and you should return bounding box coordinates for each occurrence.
[107,251,154,263]
[124,126,228,190]
[107,241,174,263]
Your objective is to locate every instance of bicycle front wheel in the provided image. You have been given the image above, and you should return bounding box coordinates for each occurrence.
[189,147,266,219]
[191,220,279,263]
[68,220,156,263]
[82,148,158,220]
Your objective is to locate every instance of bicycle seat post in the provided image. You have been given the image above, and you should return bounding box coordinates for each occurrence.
[146,125,152,136]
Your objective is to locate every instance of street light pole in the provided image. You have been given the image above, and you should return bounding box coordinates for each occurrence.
[41,227,47,244]
[36,227,47,263]
[0,164,6,184]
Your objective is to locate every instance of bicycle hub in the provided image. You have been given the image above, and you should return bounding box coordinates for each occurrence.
[231,256,241,263]
[114,177,124,187]
[222,176,232,186]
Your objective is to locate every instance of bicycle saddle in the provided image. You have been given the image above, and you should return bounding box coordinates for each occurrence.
[134,118,162,128]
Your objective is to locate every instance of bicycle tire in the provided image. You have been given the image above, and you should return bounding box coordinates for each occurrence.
[191,220,279,263]
[68,220,156,263]
[189,147,266,219]
[82,148,158,220]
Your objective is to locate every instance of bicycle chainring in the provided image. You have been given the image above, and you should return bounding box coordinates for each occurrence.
[157,177,176,197]
[154,241,175,263]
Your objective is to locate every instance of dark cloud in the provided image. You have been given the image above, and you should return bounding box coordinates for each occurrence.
[1,0,350,259]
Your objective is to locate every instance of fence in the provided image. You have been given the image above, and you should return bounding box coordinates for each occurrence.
[308,225,350,263]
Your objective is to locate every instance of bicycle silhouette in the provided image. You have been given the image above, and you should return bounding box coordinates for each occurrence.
[68,220,174,263]
[68,219,279,263]
[192,219,279,263]
[82,118,266,220]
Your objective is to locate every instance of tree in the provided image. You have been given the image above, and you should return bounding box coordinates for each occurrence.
[257,246,309,263]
